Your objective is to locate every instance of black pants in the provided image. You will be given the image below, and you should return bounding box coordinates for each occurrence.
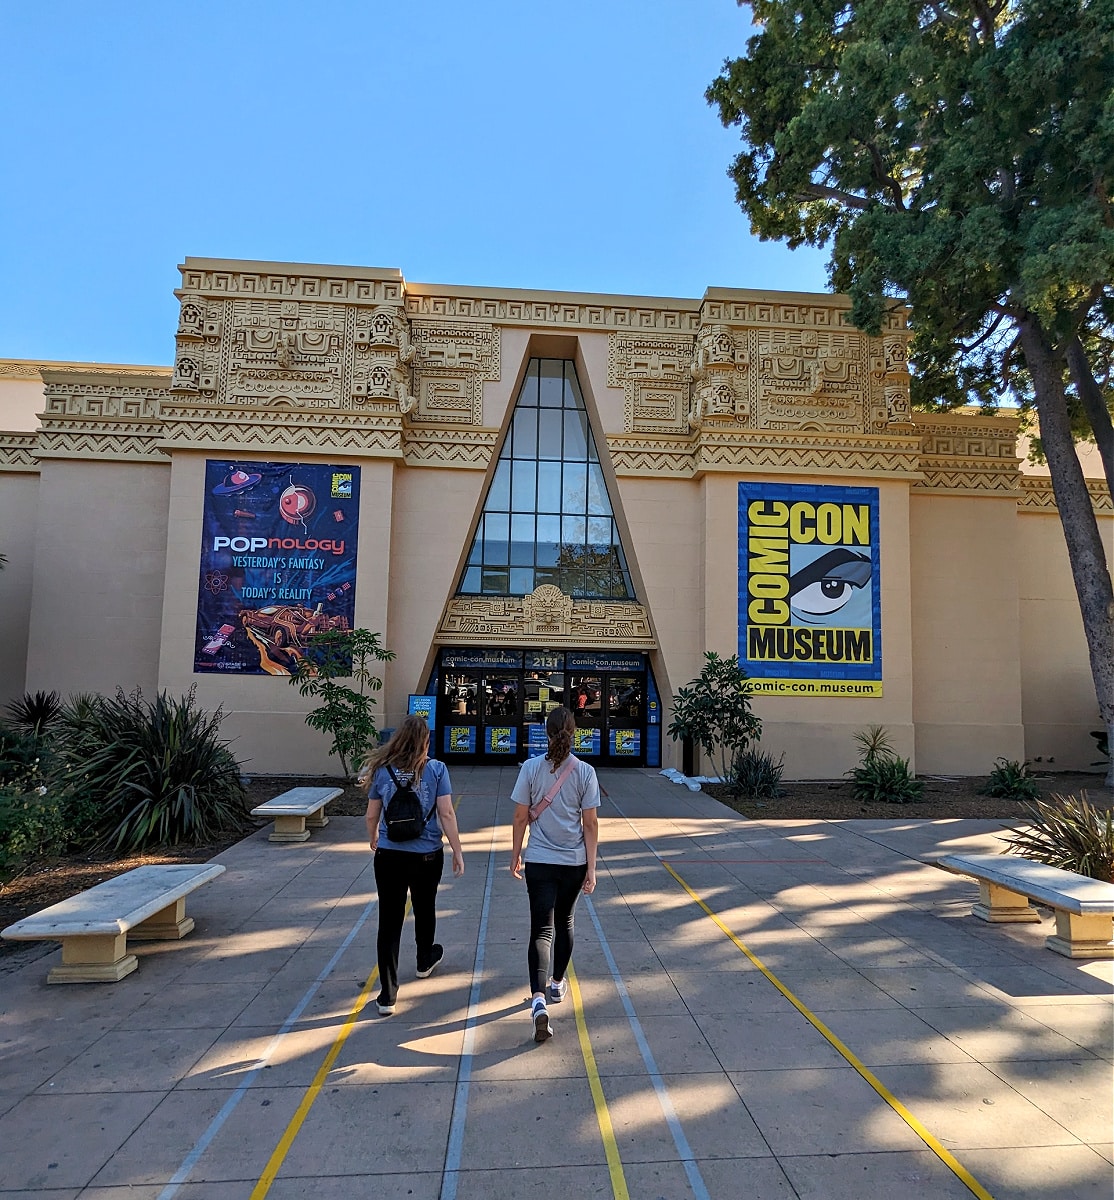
[525,860,588,996]
[373,847,444,1003]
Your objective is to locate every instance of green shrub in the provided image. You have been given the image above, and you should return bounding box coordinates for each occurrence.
[1004,792,1114,882]
[848,725,923,803]
[0,724,46,789]
[982,757,1041,802]
[668,651,763,782]
[55,687,248,851]
[4,690,62,737]
[0,782,78,869]
[732,748,785,798]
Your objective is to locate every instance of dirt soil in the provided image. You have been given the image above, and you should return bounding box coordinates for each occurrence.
[1,770,1108,961]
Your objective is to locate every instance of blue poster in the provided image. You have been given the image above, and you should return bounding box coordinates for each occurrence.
[527,725,549,758]
[573,727,600,756]
[486,726,517,754]
[738,483,882,697]
[610,729,640,756]
[195,461,359,675]
[408,695,435,727]
[445,726,476,754]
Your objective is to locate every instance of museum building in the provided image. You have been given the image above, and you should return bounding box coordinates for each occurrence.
[0,257,1109,778]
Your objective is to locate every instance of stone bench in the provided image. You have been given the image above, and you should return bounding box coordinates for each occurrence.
[0,863,225,983]
[251,786,343,842]
[936,852,1114,959]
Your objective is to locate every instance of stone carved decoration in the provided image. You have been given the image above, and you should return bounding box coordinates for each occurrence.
[408,322,500,426]
[36,378,171,463]
[522,585,574,637]
[608,334,694,433]
[355,305,416,414]
[689,324,751,428]
[755,328,868,431]
[437,587,655,649]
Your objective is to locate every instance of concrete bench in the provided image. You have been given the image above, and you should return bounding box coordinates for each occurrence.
[251,786,343,842]
[0,863,225,983]
[936,852,1114,959]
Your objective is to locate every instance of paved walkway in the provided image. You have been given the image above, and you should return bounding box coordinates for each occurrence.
[1,767,1111,1199]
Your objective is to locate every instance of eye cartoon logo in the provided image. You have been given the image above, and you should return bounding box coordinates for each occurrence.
[789,548,872,625]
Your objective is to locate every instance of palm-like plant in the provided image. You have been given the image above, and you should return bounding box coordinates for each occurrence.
[1005,793,1114,883]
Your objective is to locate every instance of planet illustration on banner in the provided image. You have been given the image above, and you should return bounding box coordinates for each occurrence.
[279,483,316,524]
[213,469,263,495]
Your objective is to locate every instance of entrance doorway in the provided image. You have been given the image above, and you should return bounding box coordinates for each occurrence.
[433,649,658,767]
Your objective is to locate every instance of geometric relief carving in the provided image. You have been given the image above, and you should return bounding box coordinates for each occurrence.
[407,322,500,426]
[608,333,694,434]
[0,431,42,470]
[35,382,171,462]
[437,587,655,649]
[689,324,752,428]
[1018,476,1112,512]
[354,304,415,412]
[755,328,868,431]
[402,426,499,467]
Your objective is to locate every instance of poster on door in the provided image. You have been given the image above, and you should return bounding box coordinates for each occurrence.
[738,482,882,697]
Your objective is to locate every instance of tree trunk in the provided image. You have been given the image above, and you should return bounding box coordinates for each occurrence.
[1066,335,1114,497]
[1019,317,1114,787]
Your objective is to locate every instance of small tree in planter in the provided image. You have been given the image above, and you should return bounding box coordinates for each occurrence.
[288,628,396,779]
[667,651,762,784]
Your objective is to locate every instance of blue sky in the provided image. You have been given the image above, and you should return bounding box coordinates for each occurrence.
[0,1,830,367]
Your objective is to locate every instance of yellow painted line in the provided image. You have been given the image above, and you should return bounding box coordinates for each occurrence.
[249,962,380,1198]
[568,962,631,1200]
[662,861,996,1200]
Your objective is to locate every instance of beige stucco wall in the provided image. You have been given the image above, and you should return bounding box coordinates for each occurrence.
[1018,508,1112,771]
[0,377,47,430]
[909,494,1025,774]
[0,470,39,704]
[23,459,170,699]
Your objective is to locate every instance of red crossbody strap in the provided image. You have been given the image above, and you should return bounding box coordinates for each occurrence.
[528,755,578,822]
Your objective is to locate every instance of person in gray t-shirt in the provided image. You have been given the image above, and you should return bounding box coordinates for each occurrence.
[511,705,600,1043]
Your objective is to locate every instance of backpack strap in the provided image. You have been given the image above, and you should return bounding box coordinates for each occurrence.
[528,755,578,823]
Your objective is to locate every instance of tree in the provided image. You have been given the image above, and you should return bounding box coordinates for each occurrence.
[667,651,763,781]
[708,0,1114,782]
[288,628,395,778]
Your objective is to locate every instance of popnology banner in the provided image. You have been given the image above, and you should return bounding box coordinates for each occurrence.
[738,482,882,697]
[195,461,360,675]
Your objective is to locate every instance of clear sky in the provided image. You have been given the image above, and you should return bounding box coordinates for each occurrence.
[0,1,830,367]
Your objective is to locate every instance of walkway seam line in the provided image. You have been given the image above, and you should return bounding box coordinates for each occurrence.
[439,814,501,1200]
[156,886,379,1200]
[608,794,996,1200]
[585,893,712,1200]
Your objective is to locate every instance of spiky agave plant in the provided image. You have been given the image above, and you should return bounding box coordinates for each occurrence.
[1004,793,1114,883]
[4,690,62,737]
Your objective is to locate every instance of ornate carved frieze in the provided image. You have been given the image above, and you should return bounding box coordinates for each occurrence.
[606,434,698,477]
[409,321,500,426]
[35,378,171,462]
[702,293,909,333]
[911,414,1025,494]
[0,431,39,471]
[1018,476,1112,512]
[689,324,751,428]
[401,425,499,467]
[608,334,694,434]
[698,430,923,477]
[437,586,656,649]
[157,404,402,456]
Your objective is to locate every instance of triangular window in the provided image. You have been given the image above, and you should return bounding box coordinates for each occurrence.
[458,358,635,599]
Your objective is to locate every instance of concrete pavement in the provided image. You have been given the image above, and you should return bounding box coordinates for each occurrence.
[0,767,1110,1199]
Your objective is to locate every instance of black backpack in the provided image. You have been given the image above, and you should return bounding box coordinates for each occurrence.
[384,764,435,842]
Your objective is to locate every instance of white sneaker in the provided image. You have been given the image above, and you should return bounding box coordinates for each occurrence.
[531,997,552,1043]
[548,977,568,1003]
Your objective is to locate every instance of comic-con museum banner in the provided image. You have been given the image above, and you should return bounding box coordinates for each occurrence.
[195,461,360,675]
[738,483,882,697]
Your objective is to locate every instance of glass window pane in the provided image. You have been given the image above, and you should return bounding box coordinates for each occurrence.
[509,567,534,594]
[562,514,585,543]
[487,459,510,510]
[482,567,509,593]
[565,364,585,409]
[539,359,564,407]
[509,515,534,566]
[484,512,509,543]
[461,566,481,592]
[511,459,536,510]
[537,513,560,544]
[537,460,562,510]
[563,462,587,512]
[534,566,562,589]
[517,360,539,407]
[563,410,587,460]
[538,408,563,460]
[561,568,586,596]
[586,464,609,514]
[467,539,482,565]
[512,407,537,457]
[536,539,559,567]
[588,516,612,545]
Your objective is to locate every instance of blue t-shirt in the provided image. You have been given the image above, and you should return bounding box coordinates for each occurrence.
[369,759,452,854]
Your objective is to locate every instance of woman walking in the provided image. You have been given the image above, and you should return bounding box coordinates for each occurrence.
[363,715,465,1015]
[510,705,599,1042]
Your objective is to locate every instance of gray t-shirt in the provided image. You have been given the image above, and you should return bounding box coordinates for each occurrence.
[512,754,600,866]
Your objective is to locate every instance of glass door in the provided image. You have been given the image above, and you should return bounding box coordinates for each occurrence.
[568,673,603,760]
[439,670,480,758]
[479,672,522,759]
[605,674,643,762]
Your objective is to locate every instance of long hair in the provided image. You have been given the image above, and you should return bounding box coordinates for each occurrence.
[545,705,576,771]
[361,714,430,786]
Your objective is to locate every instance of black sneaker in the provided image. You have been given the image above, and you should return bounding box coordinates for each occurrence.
[417,944,444,978]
